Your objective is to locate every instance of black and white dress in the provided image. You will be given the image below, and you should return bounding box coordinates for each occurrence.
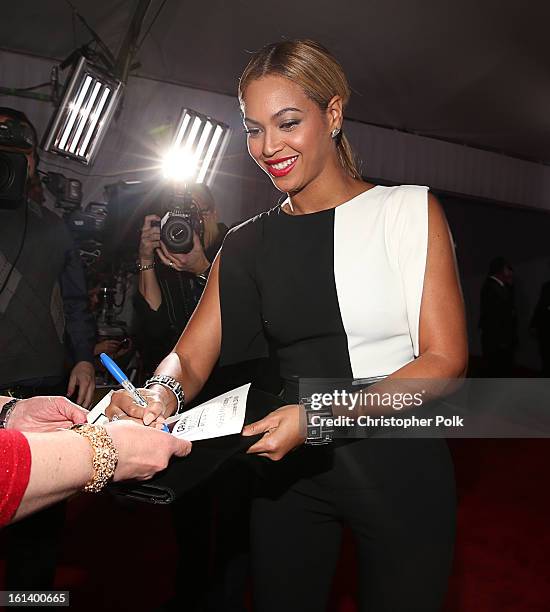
[218,184,456,612]
[219,184,427,383]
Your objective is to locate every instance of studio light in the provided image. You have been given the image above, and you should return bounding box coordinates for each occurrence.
[161,109,230,185]
[42,56,123,165]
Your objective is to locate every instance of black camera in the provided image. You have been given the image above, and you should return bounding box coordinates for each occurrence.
[102,180,208,263]
[0,150,28,209]
[0,118,33,209]
[43,172,82,211]
[153,186,205,254]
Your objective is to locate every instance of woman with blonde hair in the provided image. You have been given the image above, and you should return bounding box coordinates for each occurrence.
[109,39,467,611]
[135,182,228,374]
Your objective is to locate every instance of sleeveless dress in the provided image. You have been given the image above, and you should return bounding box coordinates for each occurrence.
[218,184,456,612]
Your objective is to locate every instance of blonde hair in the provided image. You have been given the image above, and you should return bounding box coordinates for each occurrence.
[191,183,220,248]
[238,39,361,180]
[191,183,215,211]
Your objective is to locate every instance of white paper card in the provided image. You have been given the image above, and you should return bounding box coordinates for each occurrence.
[169,383,251,441]
[86,390,114,425]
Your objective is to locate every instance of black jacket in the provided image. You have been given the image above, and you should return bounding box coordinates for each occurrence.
[530,280,550,341]
[478,276,518,351]
[0,200,95,386]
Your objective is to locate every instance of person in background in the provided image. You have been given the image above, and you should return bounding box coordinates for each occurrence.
[0,395,191,528]
[529,261,550,376]
[0,107,96,592]
[134,183,228,378]
[479,256,518,376]
[0,107,96,407]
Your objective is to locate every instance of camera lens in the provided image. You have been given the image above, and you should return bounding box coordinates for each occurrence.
[161,215,194,253]
[0,152,15,192]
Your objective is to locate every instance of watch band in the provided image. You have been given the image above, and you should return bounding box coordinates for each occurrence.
[144,375,185,415]
[0,398,19,429]
[301,396,334,445]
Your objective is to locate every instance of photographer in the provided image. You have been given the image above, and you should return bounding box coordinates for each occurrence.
[0,107,96,591]
[134,183,228,377]
[0,108,96,406]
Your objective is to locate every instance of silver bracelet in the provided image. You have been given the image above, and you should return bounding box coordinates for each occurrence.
[136,261,155,271]
[144,375,185,415]
[301,396,334,446]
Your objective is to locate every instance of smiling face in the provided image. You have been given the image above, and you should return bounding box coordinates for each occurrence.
[241,75,340,194]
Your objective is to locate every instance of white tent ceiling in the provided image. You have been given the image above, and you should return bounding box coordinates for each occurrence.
[3,0,550,164]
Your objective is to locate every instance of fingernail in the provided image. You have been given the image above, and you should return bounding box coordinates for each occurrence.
[143,413,154,426]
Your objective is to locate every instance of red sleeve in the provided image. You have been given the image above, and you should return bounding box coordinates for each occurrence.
[0,430,32,527]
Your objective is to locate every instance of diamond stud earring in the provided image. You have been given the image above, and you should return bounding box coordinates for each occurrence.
[331,127,341,139]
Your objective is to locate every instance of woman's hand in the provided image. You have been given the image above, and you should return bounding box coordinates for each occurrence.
[242,404,307,461]
[104,420,192,481]
[6,396,87,432]
[139,214,161,263]
[105,388,170,427]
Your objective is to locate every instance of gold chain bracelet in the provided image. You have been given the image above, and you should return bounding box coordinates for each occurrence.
[71,424,119,493]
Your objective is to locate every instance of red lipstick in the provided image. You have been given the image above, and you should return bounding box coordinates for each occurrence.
[264,155,298,177]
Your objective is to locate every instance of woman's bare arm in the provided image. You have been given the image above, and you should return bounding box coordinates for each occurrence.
[392,192,468,379]
[138,214,163,310]
[148,252,223,413]
[10,423,191,524]
[12,431,94,522]
[332,193,469,416]
[107,253,223,422]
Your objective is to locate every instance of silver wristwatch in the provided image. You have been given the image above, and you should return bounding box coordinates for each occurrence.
[301,396,334,446]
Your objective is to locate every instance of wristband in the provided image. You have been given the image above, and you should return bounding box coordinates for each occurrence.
[144,375,185,415]
[301,396,334,445]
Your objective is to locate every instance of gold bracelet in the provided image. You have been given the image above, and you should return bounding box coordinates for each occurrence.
[71,424,119,493]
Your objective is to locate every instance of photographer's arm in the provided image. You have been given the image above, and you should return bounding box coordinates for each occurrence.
[138,266,163,312]
[138,214,163,311]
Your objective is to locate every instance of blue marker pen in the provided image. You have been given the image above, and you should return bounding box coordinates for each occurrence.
[100,353,170,432]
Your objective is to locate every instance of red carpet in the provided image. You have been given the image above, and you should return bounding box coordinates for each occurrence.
[1,438,549,611]
[443,439,550,612]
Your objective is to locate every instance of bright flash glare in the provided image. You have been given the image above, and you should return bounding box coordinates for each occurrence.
[162,148,197,181]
